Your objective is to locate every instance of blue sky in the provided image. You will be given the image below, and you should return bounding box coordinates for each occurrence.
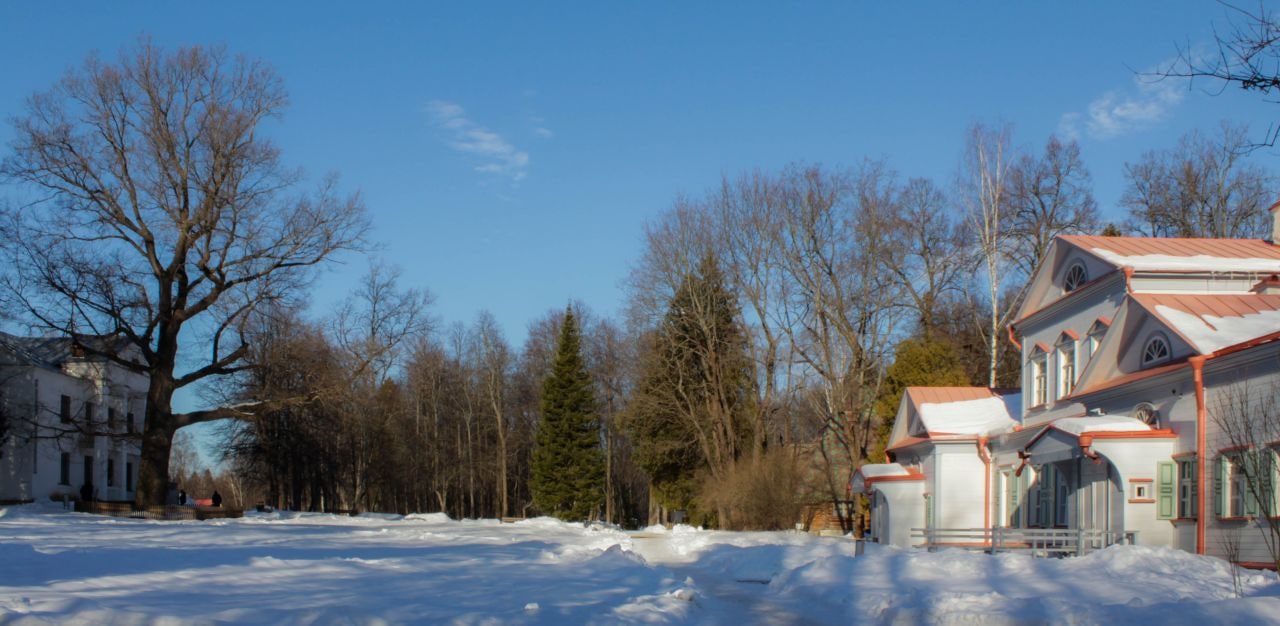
[1,3,1276,448]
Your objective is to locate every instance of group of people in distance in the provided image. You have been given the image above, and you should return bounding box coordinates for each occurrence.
[76,482,223,507]
[177,489,222,507]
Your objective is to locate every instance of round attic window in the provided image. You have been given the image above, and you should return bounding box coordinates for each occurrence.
[1063,262,1088,293]
[1142,334,1171,365]
[1133,403,1159,427]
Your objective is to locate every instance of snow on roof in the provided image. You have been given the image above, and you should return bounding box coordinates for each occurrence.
[917,393,1022,436]
[1135,293,1280,354]
[1060,235,1280,273]
[1052,416,1152,436]
[857,463,911,479]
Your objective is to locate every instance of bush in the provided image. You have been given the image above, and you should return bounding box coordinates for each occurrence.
[700,449,806,530]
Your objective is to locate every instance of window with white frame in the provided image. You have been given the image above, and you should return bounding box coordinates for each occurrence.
[1057,337,1076,398]
[1142,333,1171,366]
[1031,355,1047,407]
[1087,324,1105,359]
[1063,261,1088,293]
[1216,449,1278,519]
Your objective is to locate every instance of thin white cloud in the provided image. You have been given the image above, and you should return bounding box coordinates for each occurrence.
[1058,60,1188,141]
[426,100,529,181]
[533,127,554,139]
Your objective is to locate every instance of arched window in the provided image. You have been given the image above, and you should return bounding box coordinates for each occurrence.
[1057,335,1077,397]
[1133,402,1159,427]
[1063,262,1088,293]
[1142,334,1171,365]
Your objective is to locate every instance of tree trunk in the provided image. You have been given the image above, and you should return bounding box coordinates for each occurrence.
[134,373,177,507]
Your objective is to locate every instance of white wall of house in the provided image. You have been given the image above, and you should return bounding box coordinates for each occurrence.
[931,442,986,529]
[0,354,146,504]
[1091,438,1176,547]
[871,480,925,549]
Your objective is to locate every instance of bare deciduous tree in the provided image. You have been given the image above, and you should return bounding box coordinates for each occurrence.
[0,42,370,505]
[884,177,969,337]
[959,123,1014,388]
[1122,123,1275,239]
[1161,2,1280,147]
[1210,378,1280,571]
[1007,135,1099,278]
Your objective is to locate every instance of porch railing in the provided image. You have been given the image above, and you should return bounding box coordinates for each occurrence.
[909,527,1138,557]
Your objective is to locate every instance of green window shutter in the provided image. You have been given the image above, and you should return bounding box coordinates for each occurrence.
[1037,467,1051,526]
[1157,461,1175,520]
[1010,471,1020,526]
[1262,452,1276,517]
[1214,456,1226,517]
[1245,451,1261,517]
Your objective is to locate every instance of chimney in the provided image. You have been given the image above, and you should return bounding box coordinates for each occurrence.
[1270,200,1280,243]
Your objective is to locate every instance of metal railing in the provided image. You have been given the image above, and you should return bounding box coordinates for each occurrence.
[910,527,1138,557]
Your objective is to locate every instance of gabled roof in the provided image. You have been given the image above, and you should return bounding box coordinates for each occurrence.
[1131,293,1280,355]
[0,332,134,371]
[1014,235,1280,327]
[899,386,1021,438]
[1060,235,1280,272]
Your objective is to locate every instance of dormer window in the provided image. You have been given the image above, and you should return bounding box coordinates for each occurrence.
[1057,337,1077,397]
[1141,334,1171,366]
[1029,349,1048,407]
[1063,262,1088,293]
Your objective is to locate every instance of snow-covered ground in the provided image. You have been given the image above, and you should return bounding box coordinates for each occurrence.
[1,505,1278,625]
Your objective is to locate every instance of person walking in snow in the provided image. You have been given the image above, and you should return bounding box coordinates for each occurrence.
[211,490,222,507]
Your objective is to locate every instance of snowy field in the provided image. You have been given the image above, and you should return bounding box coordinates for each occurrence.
[1,505,1279,625]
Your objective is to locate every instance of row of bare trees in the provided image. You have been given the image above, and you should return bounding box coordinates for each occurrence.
[216,282,651,523]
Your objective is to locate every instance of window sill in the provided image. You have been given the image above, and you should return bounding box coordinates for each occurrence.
[1217,516,1251,522]
[1128,498,1156,504]
[1171,517,1197,523]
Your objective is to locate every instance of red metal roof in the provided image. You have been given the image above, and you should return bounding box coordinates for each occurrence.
[1131,292,1280,321]
[1061,235,1280,261]
[904,387,1013,407]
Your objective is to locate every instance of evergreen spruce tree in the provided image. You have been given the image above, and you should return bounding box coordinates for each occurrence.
[627,254,755,525]
[531,308,606,521]
[869,336,970,462]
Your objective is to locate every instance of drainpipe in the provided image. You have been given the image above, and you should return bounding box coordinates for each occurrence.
[1189,355,1207,555]
[1078,434,1102,463]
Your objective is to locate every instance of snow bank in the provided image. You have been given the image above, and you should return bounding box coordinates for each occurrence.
[1052,416,1152,435]
[858,463,910,479]
[403,512,452,523]
[919,395,1020,435]
[771,543,1280,625]
[1156,304,1280,354]
[1090,248,1280,273]
[0,504,1276,625]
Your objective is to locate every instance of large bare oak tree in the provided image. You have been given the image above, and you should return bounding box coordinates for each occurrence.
[0,41,368,506]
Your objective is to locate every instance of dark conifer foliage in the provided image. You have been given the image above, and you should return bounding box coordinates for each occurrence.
[627,254,756,526]
[531,309,606,520]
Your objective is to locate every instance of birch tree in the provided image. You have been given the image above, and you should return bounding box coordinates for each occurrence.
[959,123,1013,388]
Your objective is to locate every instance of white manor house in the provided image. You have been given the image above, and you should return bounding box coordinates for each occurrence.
[0,335,147,504]
[856,206,1280,568]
